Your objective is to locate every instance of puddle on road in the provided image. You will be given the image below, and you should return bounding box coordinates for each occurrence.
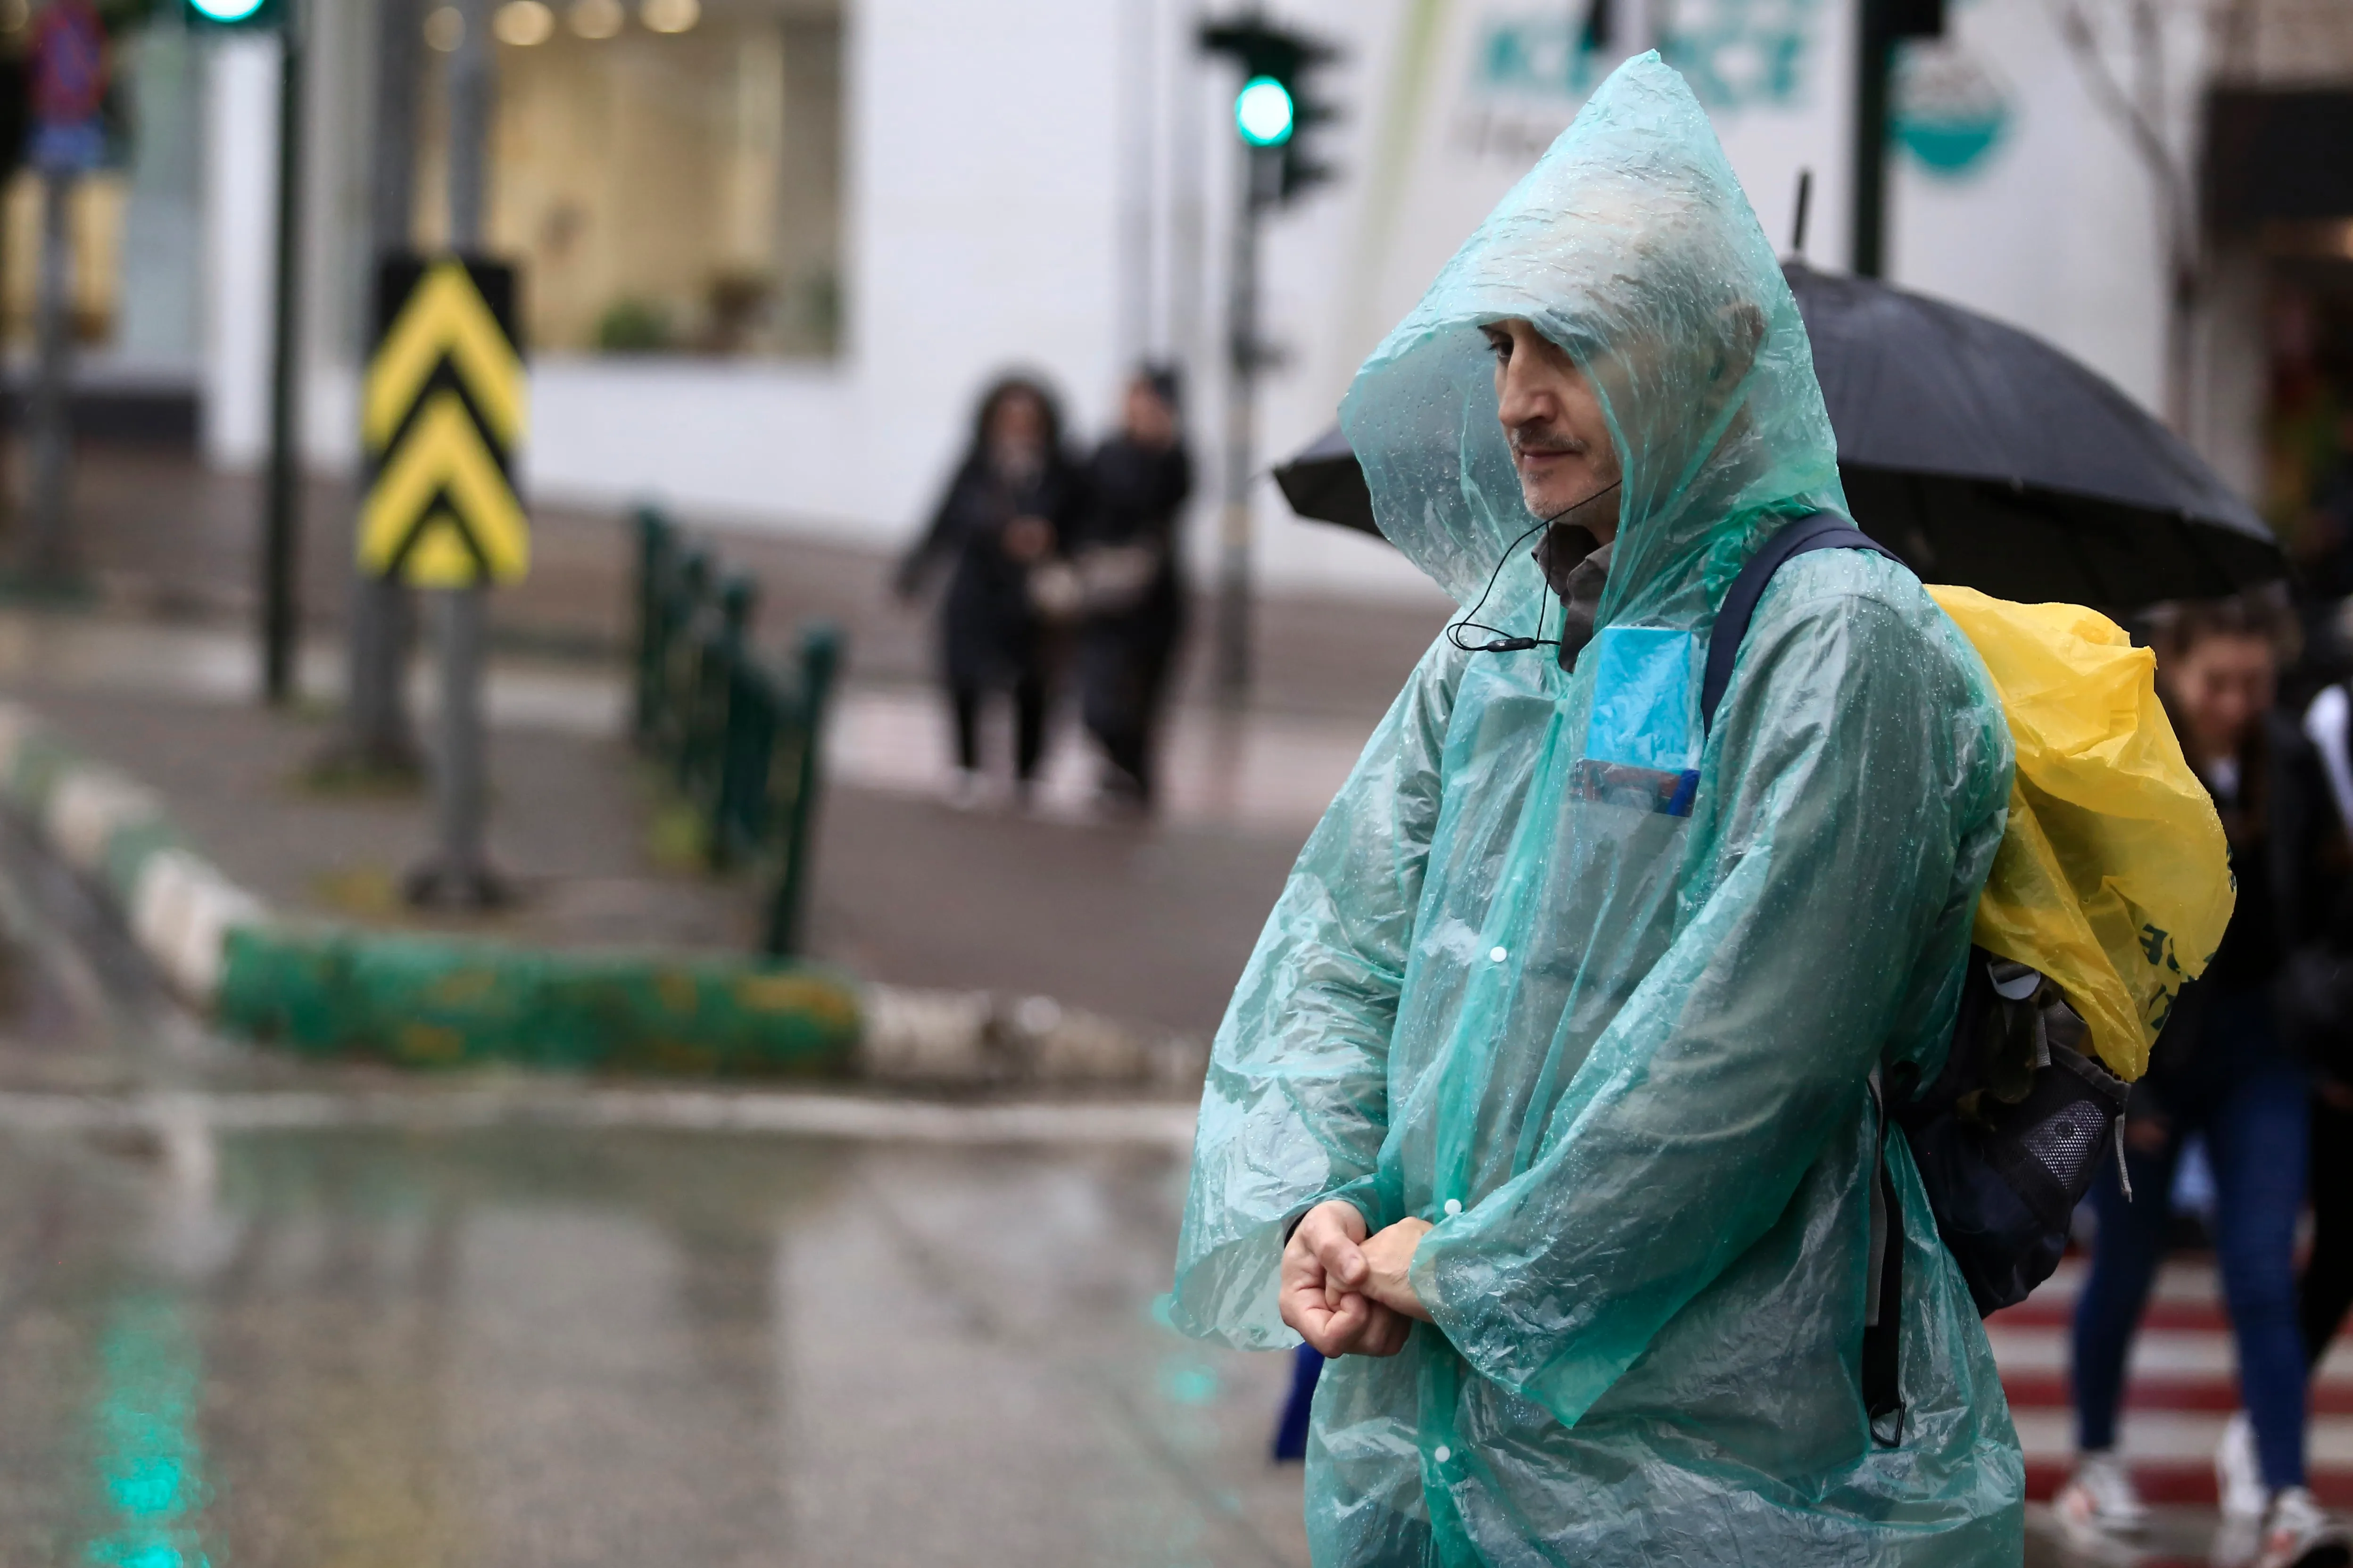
[84,1291,211,1568]
[0,1124,1307,1568]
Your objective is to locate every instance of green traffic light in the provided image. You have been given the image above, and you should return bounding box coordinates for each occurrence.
[191,0,267,17]
[1235,75,1295,147]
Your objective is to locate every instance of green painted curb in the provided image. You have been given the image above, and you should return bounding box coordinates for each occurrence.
[0,699,864,1078]
[219,925,863,1077]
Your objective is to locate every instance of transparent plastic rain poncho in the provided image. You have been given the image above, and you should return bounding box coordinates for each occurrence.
[1172,56,2024,1566]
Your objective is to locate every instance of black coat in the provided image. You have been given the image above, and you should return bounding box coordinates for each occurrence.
[1074,437,1191,724]
[899,454,1087,690]
[2142,709,2352,1110]
[1078,437,1192,558]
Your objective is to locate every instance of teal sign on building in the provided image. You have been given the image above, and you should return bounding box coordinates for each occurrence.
[1893,44,2013,178]
[1475,0,1823,112]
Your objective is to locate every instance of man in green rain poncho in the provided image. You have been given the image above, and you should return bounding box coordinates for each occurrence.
[1169,54,2025,1566]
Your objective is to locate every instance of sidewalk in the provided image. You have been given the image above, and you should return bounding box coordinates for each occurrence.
[0,606,1385,1041]
[0,439,1449,1045]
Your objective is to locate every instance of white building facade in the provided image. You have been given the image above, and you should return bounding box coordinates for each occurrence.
[100,0,2353,599]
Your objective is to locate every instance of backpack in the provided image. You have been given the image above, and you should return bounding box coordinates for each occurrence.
[1702,512,2137,1446]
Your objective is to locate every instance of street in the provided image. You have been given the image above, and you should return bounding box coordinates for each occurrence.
[0,708,2318,1567]
[2014,1259,2353,1566]
[0,810,1309,1567]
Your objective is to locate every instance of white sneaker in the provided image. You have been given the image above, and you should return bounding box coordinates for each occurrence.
[2221,1412,2271,1521]
[2256,1487,2352,1568]
[945,769,984,810]
[2055,1449,2150,1538]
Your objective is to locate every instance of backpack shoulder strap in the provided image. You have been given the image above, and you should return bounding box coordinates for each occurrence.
[1687,511,1913,1441]
[1698,512,1906,737]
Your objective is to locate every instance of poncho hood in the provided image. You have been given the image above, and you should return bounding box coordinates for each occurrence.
[1339,52,1847,632]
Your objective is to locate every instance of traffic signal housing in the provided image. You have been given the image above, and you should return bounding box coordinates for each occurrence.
[181,0,287,30]
[1199,16,1340,205]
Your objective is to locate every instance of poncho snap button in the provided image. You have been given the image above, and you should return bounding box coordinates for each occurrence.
[1434,1445,1452,1464]
[1444,1198,1463,1216]
[1489,946,1508,963]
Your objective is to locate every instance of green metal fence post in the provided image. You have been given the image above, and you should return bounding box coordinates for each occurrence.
[764,622,842,958]
[666,549,712,778]
[624,512,843,958]
[631,508,671,747]
[685,573,756,821]
[701,573,760,867]
[713,658,778,870]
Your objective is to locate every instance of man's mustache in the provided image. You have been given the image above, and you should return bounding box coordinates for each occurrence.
[1509,430,1589,459]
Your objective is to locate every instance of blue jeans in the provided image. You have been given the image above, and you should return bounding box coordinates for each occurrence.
[2071,1031,2311,1488]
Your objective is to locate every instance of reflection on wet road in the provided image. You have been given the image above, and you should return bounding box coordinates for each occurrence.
[0,817,1306,1568]
[0,1122,1306,1568]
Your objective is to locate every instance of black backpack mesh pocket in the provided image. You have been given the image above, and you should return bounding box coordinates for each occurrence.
[1893,953,2131,1316]
[1983,1045,2130,1234]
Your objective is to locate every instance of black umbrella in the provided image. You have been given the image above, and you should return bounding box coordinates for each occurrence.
[1271,262,2285,610]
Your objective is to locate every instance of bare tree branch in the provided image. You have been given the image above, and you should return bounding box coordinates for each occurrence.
[2047,0,2220,428]
[2048,0,2198,280]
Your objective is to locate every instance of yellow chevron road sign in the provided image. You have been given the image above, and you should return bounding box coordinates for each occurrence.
[360,256,527,587]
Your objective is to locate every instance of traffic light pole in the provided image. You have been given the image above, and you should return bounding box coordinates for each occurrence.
[1213,147,1275,701]
[1198,16,1339,701]
[1850,0,1894,279]
[260,4,306,703]
[1849,0,1947,278]
[26,166,75,587]
[325,0,423,774]
[406,0,503,908]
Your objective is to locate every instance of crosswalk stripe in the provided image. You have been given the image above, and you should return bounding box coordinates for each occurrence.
[2012,1410,2353,1463]
[1993,1257,2353,1506]
[1999,1369,2353,1415]
[2023,1457,2353,1508]
[1995,1298,2226,1332]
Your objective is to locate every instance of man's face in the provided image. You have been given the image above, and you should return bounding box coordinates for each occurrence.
[1481,319,1624,540]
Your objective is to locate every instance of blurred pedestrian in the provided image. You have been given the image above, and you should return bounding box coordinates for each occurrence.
[2289,647,2353,1413]
[1073,367,1192,808]
[895,375,1086,807]
[2286,410,2353,687]
[2057,595,2349,1568]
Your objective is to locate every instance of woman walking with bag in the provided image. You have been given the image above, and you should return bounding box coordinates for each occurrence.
[896,375,1087,808]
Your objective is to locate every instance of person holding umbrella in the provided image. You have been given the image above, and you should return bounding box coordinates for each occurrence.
[1169,55,2022,1564]
[895,375,1086,808]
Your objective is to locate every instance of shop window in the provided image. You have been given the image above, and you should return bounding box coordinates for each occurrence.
[0,173,126,347]
[423,0,843,359]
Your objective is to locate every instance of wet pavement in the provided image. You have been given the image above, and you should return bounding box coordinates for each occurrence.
[0,810,1309,1567]
[2026,1507,2270,1567]
[0,1126,1307,1568]
[0,743,2308,1567]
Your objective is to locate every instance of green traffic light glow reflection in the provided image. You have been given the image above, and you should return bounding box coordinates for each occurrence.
[1235,75,1294,147]
[83,1293,213,1568]
[190,0,266,18]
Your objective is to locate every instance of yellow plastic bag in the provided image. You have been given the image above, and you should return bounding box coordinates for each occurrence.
[1926,586,2233,1081]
